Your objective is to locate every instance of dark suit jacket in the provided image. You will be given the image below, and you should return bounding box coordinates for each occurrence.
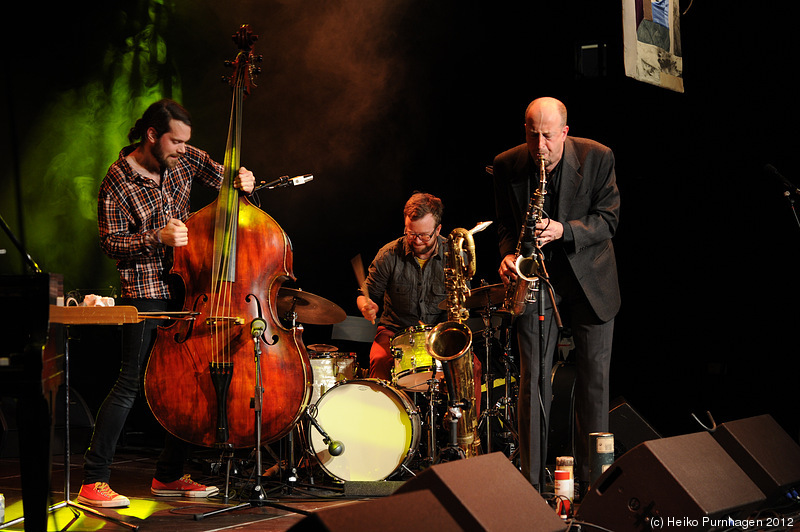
[493,136,621,323]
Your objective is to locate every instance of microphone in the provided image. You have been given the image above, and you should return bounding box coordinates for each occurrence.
[327,439,345,456]
[764,164,800,195]
[250,317,266,338]
[306,406,344,456]
[254,174,314,191]
[288,174,313,186]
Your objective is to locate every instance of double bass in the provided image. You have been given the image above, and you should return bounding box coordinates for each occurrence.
[144,25,312,449]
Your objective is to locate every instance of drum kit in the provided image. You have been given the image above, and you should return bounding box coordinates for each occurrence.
[272,282,520,486]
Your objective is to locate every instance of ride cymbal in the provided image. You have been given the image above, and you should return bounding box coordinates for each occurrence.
[276,287,347,325]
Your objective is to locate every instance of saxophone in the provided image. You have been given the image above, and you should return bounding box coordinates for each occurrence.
[502,154,547,317]
[426,222,490,458]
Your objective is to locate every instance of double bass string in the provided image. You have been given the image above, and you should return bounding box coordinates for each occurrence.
[211,63,246,368]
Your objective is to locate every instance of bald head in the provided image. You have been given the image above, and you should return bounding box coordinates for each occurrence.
[526,97,567,128]
[525,97,569,172]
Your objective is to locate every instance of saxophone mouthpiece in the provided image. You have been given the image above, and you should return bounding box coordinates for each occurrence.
[469,221,493,235]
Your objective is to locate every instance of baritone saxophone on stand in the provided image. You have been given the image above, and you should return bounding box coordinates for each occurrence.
[426,221,491,458]
[502,154,547,317]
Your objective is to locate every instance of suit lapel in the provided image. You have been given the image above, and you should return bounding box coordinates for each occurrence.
[557,137,583,219]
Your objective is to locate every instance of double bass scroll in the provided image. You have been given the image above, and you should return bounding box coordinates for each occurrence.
[144,25,312,449]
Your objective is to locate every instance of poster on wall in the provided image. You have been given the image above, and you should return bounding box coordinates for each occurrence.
[622,0,684,92]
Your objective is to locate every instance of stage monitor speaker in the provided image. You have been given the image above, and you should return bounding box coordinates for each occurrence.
[394,452,566,532]
[576,431,766,532]
[287,489,463,531]
[609,397,662,459]
[713,414,800,500]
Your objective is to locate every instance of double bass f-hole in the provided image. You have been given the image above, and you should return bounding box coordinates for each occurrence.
[143,25,312,450]
[245,292,278,346]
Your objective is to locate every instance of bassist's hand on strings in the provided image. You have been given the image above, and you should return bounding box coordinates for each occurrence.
[158,218,189,247]
[234,166,256,194]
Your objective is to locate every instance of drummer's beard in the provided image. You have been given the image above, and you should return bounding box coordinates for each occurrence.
[412,237,437,258]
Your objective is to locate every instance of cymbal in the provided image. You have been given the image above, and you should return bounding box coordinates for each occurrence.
[439,283,506,310]
[276,287,346,325]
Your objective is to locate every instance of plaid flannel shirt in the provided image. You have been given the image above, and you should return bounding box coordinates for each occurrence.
[97,144,224,299]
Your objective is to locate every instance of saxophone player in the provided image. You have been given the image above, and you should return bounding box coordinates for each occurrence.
[493,97,621,493]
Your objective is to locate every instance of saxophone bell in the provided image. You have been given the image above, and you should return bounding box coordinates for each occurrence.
[425,321,472,363]
[515,254,539,283]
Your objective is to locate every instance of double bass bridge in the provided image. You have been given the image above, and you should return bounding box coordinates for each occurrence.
[204,316,246,326]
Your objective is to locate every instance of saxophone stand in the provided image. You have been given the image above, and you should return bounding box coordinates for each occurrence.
[194,318,311,521]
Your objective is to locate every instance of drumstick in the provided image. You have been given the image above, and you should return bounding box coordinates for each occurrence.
[350,254,374,324]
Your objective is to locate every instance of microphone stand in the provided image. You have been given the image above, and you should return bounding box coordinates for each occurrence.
[306,406,344,458]
[781,191,800,233]
[532,243,563,493]
[193,319,311,522]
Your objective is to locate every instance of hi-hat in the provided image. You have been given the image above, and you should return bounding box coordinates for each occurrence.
[277,288,346,325]
[439,283,506,310]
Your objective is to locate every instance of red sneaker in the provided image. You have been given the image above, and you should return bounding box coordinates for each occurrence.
[151,475,219,497]
[76,482,130,508]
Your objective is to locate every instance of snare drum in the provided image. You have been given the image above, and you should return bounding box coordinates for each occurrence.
[308,379,420,482]
[309,352,358,404]
[390,325,437,390]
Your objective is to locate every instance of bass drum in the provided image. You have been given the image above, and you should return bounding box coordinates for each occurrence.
[308,379,420,482]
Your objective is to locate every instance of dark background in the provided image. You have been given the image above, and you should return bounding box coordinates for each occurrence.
[2,2,798,442]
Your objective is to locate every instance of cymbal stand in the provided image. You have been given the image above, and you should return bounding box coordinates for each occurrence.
[271,304,323,495]
[479,306,497,454]
[194,315,311,521]
[476,306,518,458]
[498,315,520,462]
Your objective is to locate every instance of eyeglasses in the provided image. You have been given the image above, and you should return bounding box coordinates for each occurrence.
[404,228,437,242]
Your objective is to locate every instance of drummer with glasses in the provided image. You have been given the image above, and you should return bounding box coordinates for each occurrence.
[357,193,481,402]
[357,192,446,381]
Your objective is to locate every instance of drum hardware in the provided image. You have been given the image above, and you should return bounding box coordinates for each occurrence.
[472,292,519,461]
[276,287,346,325]
[438,282,506,311]
[416,375,445,468]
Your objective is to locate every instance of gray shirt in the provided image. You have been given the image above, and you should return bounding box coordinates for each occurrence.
[364,235,447,333]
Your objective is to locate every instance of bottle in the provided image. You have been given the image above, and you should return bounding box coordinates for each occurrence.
[554,470,573,518]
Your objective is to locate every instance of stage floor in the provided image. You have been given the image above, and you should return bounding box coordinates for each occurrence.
[0,446,405,531]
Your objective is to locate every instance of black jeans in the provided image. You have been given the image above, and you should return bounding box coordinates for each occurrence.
[82,299,188,485]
